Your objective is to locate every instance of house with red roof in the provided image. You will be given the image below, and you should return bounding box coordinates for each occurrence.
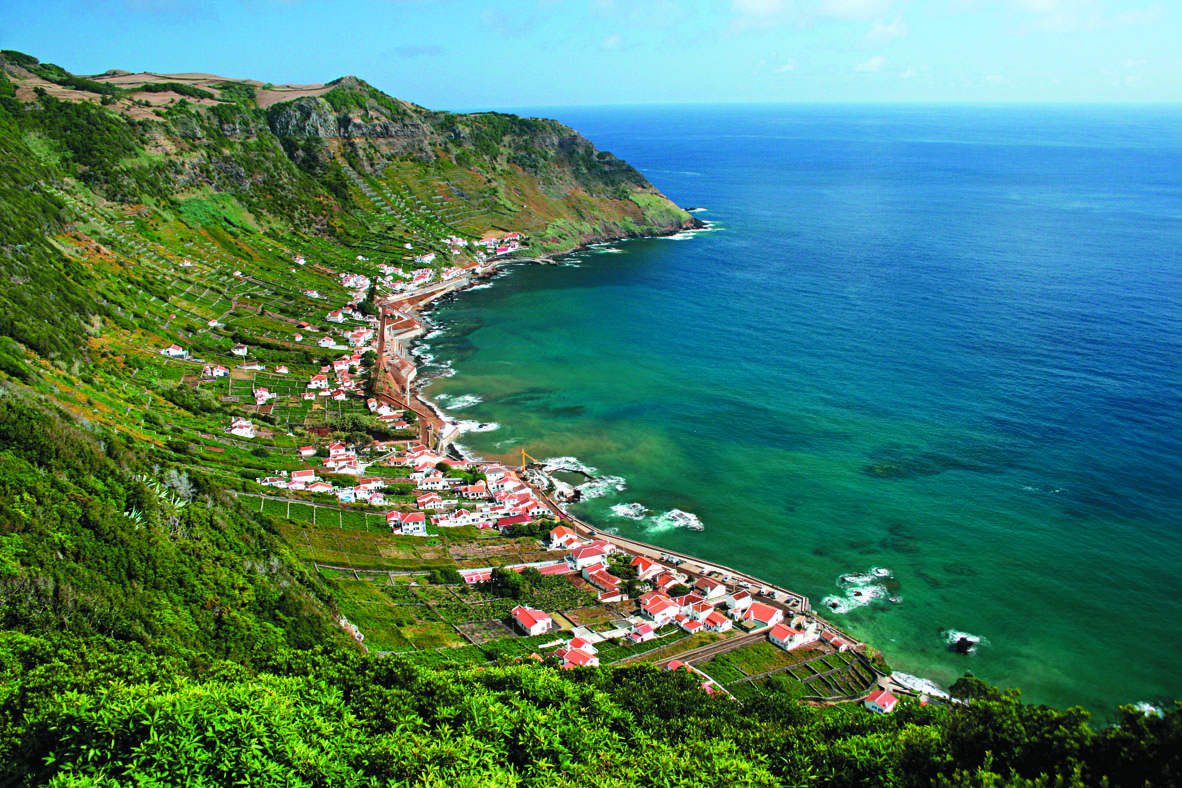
[461,480,490,499]
[387,511,428,536]
[738,602,785,629]
[308,374,329,390]
[583,565,623,595]
[768,617,820,651]
[724,590,753,612]
[415,492,447,510]
[567,542,612,571]
[510,605,553,636]
[864,690,898,714]
[694,576,727,599]
[704,611,733,632]
[631,556,662,581]
[567,637,598,654]
[640,595,680,627]
[820,630,857,652]
[626,623,657,644]
[678,617,706,634]
[554,646,599,668]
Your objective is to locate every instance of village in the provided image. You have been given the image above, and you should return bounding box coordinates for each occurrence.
[87,184,901,713]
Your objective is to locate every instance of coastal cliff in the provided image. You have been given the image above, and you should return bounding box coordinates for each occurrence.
[1,50,1177,788]
[1,54,694,252]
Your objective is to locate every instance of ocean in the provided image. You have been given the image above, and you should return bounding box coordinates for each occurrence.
[418,104,1182,714]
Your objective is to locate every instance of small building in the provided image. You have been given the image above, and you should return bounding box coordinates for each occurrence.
[724,590,753,612]
[864,690,898,715]
[694,576,727,599]
[768,619,819,651]
[703,611,733,633]
[554,646,599,668]
[739,602,785,629]
[230,344,248,357]
[510,605,553,637]
[299,445,316,458]
[159,344,188,359]
[626,623,657,644]
[548,525,581,550]
[631,556,662,581]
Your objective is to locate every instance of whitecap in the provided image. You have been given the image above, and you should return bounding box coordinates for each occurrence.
[892,672,949,699]
[824,573,891,614]
[576,475,627,499]
[541,456,599,475]
[650,509,705,532]
[871,567,892,578]
[942,629,988,653]
[456,420,500,434]
[443,394,483,410]
[467,283,495,290]
[610,503,650,520]
[423,328,446,340]
[1133,702,1163,716]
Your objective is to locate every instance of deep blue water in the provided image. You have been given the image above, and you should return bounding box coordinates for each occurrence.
[422,104,1182,712]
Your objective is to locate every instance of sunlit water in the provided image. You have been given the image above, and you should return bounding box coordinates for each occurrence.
[420,104,1182,714]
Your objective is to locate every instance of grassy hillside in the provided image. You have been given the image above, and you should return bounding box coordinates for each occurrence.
[0,50,1179,787]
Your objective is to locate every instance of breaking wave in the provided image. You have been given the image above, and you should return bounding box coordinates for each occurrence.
[439,394,483,410]
[456,420,500,434]
[651,509,704,532]
[541,456,599,475]
[892,672,949,699]
[577,475,627,499]
[610,502,650,520]
[942,629,988,654]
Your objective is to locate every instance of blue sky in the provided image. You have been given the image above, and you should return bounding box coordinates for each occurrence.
[5,0,1179,108]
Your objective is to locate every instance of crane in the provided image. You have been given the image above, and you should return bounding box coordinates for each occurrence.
[520,448,540,472]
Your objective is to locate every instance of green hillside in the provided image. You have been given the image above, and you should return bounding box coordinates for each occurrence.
[0,50,1179,786]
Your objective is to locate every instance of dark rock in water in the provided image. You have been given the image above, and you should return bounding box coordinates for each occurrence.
[954,637,975,655]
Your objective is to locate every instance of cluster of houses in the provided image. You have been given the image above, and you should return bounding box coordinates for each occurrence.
[478,232,523,258]
[395,459,552,530]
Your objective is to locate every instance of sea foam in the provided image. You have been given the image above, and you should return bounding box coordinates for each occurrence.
[892,672,950,699]
[610,502,650,520]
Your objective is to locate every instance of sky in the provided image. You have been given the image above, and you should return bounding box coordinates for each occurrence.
[4,0,1180,109]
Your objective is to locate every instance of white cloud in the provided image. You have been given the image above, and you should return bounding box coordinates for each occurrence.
[733,0,792,16]
[984,73,1004,84]
[601,33,623,49]
[854,55,887,71]
[776,60,797,72]
[1121,58,1147,68]
[900,66,916,78]
[866,14,908,40]
[819,0,892,20]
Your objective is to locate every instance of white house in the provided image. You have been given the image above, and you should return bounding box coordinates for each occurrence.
[694,576,727,600]
[387,511,428,536]
[308,375,329,390]
[160,344,188,359]
[548,525,581,550]
[230,344,248,357]
[768,618,819,651]
[229,418,255,439]
[566,542,612,571]
[739,602,785,629]
[510,605,552,636]
[864,690,899,715]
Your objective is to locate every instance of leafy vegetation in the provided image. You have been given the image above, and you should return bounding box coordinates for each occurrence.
[0,52,1175,787]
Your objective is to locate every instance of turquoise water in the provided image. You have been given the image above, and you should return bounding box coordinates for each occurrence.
[419,105,1182,714]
